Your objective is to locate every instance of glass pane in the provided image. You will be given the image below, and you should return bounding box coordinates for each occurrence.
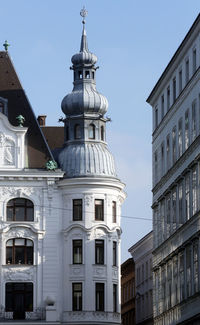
[26,200,33,207]
[6,247,12,264]
[7,200,14,207]
[26,240,33,247]
[15,247,25,264]
[7,208,13,221]
[15,207,25,221]
[15,239,25,246]
[15,199,25,206]
[6,239,13,247]
[26,208,34,221]
[27,247,33,265]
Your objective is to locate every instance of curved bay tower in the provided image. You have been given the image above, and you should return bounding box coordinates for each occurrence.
[0,8,125,325]
[56,10,126,325]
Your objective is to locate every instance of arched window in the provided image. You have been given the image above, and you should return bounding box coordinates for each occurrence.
[7,198,34,222]
[6,238,33,265]
[74,124,81,139]
[88,124,95,139]
[101,126,104,141]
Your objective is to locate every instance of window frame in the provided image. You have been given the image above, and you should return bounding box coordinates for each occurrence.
[95,199,104,221]
[7,198,34,222]
[96,283,104,311]
[73,240,82,264]
[73,199,82,221]
[6,238,34,265]
[95,239,104,265]
[72,283,82,311]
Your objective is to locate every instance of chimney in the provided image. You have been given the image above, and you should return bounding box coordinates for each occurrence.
[37,115,47,126]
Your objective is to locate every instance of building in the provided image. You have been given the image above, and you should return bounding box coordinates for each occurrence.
[121,258,135,325]
[129,232,153,325]
[147,14,200,325]
[0,9,126,324]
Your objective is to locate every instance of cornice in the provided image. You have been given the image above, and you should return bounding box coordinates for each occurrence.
[62,223,122,236]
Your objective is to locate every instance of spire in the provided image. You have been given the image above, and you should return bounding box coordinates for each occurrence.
[80,6,88,52]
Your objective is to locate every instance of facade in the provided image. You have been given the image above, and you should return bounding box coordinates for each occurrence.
[129,232,153,325]
[147,14,200,325]
[121,258,135,325]
[0,10,126,325]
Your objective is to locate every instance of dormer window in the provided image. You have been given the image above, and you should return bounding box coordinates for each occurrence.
[88,124,95,139]
[85,71,90,79]
[101,126,104,141]
[74,124,81,139]
[78,71,83,79]
[92,71,95,79]
[0,102,4,114]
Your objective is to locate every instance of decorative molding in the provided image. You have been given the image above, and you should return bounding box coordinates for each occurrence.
[84,195,93,206]
[3,266,34,281]
[0,187,34,199]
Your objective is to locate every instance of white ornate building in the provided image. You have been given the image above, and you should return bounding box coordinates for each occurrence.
[0,10,126,325]
[147,14,200,325]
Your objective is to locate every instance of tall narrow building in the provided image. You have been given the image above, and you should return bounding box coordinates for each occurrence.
[147,14,200,325]
[0,9,126,324]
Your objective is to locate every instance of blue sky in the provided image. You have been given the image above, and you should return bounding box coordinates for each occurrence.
[1,0,200,261]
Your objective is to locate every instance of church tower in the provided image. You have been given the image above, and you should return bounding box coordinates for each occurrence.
[56,8,126,325]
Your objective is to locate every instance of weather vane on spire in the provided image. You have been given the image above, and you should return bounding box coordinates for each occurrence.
[80,6,88,24]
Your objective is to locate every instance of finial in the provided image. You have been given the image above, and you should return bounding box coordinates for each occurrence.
[80,6,88,24]
[3,40,10,52]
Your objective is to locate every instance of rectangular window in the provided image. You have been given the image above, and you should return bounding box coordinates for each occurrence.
[172,127,176,164]
[73,199,82,221]
[155,106,158,128]
[113,284,117,312]
[180,252,185,301]
[193,242,199,293]
[73,240,82,264]
[193,48,197,73]
[179,69,182,93]
[95,240,104,264]
[186,247,192,297]
[178,118,183,157]
[167,263,172,309]
[154,151,158,183]
[161,95,164,119]
[96,283,104,311]
[192,100,197,141]
[167,86,170,111]
[185,110,189,150]
[166,135,170,170]
[178,181,183,224]
[192,166,198,215]
[185,59,189,83]
[146,261,148,279]
[173,77,176,103]
[112,201,116,223]
[172,188,176,223]
[72,283,82,311]
[161,143,165,176]
[95,199,104,221]
[166,194,171,225]
[113,241,117,266]
[161,199,165,241]
[185,173,190,220]
[142,264,144,282]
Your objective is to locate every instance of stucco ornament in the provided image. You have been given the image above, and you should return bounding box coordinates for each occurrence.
[0,186,34,199]
[7,227,34,239]
[4,267,33,281]
[85,195,93,206]
[0,132,15,165]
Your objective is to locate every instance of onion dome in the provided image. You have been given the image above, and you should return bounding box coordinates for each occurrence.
[58,143,117,178]
[61,10,108,117]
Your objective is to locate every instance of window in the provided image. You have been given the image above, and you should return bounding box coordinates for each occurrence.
[192,166,198,215]
[172,127,176,164]
[173,77,176,103]
[154,151,158,183]
[155,106,158,128]
[166,135,170,170]
[180,252,185,301]
[186,247,192,297]
[95,199,104,221]
[95,240,104,264]
[85,71,90,79]
[178,118,183,157]
[0,102,5,114]
[113,241,117,266]
[193,48,197,73]
[178,181,183,224]
[113,284,117,312]
[88,124,95,139]
[6,239,33,265]
[167,86,170,111]
[185,173,190,220]
[7,198,34,222]
[179,69,182,93]
[6,282,33,314]
[78,71,83,79]
[167,263,172,308]
[73,240,82,264]
[193,242,199,293]
[96,283,104,311]
[72,283,82,311]
[161,143,165,176]
[146,261,148,279]
[112,201,116,223]
[192,100,197,141]
[101,126,104,141]
[166,194,171,225]
[185,59,189,83]
[74,124,81,139]
[73,199,82,221]
[185,110,189,150]
[66,126,69,141]
[161,95,164,119]
[172,188,176,224]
